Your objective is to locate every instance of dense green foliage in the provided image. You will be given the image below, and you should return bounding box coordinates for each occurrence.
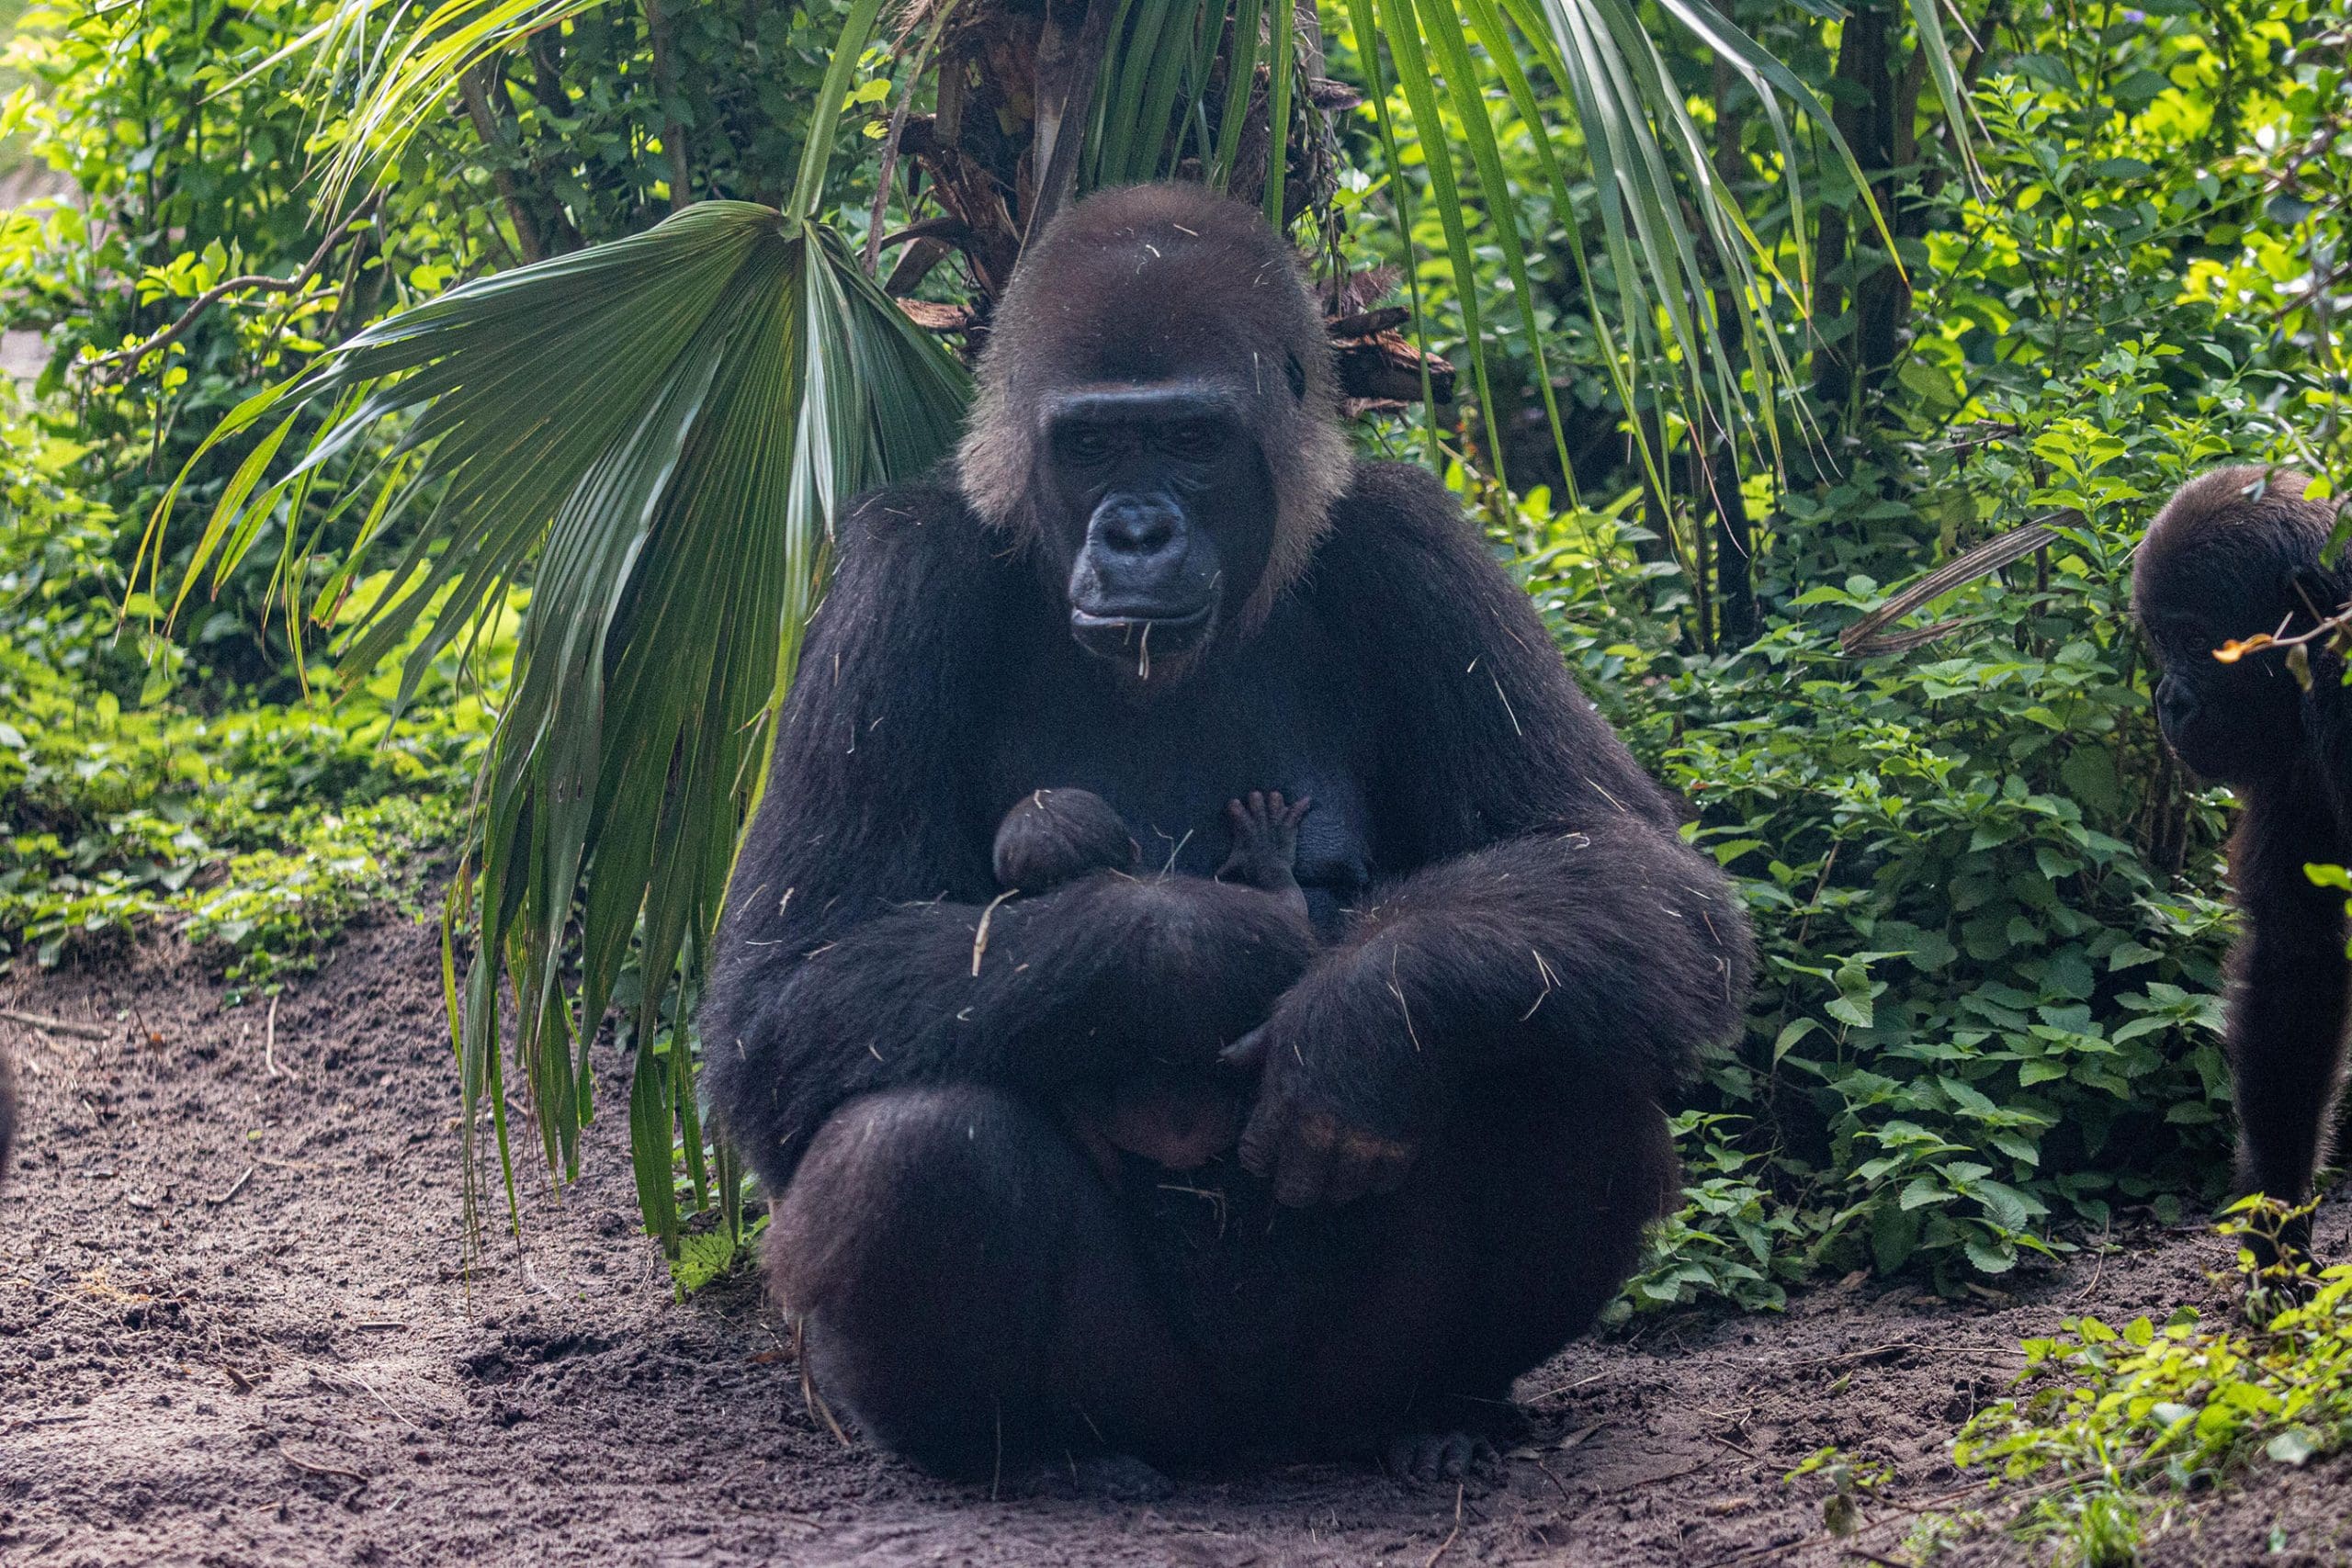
[1950,1203,2352,1567]
[0,390,491,994]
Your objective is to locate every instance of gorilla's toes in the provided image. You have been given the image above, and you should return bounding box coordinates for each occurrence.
[1382,1431,1498,1484]
[1019,1452,1178,1502]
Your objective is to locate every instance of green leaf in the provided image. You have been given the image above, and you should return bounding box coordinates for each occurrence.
[2267,1430,2318,1466]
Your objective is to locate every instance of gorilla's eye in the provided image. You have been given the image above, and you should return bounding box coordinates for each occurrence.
[1159,420,1226,460]
[1055,424,1116,467]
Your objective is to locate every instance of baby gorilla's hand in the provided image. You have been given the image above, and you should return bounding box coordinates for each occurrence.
[1216,791,1312,893]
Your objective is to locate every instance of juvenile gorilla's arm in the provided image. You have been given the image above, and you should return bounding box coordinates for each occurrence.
[1235,464,1754,1205]
[700,487,1314,1191]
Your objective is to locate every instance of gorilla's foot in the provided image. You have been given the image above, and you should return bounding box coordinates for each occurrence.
[1380,1430,1500,1485]
[1017,1452,1178,1502]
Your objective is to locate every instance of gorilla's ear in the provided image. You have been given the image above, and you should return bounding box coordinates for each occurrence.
[1284,351,1307,401]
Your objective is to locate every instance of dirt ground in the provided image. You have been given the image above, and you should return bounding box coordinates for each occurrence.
[2,911,2347,1567]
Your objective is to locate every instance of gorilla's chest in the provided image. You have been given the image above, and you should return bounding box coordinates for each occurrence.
[985,611,1377,932]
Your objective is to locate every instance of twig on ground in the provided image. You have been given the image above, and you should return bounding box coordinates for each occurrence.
[1522,1369,1608,1404]
[1606,1461,1707,1494]
[205,1166,254,1206]
[279,1449,371,1493]
[264,995,281,1078]
[0,1009,112,1041]
[1422,1483,1465,1568]
[2073,1213,2116,1302]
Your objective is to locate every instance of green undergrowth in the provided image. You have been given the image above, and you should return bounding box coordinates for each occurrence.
[0,639,482,996]
[1568,350,2259,1314]
[0,394,494,997]
[1940,1202,2352,1567]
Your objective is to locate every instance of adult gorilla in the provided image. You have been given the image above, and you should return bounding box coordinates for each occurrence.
[701,183,1752,1479]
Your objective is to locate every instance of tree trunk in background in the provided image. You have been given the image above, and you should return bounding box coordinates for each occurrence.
[1809,0,1894,413]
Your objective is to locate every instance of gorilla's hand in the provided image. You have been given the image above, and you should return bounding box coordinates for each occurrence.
[1222,949,1442,1206]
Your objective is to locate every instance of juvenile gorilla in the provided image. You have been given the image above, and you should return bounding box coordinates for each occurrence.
[2135,466,2352,1250]
[701,183,1754,1479]
[999,786,1315,1175]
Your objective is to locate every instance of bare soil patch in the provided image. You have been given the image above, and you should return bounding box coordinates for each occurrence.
[1,913,2345,1566]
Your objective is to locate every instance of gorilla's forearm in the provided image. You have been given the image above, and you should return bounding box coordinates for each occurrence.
[1294,824,1750,1103]
[702,870,1312,1186]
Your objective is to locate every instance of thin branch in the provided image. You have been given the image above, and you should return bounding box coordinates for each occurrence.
[85,199,379,382]
[1838,513,2073,656]
[642,0,694,211]
[458,66,548,262]
[865,0,961,275]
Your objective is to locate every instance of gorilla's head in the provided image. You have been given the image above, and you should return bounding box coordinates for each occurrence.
[2132,465,2338,785]
[957,183,1349,682]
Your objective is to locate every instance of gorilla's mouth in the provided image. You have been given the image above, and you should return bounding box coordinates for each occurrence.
[1069,601,1217,669]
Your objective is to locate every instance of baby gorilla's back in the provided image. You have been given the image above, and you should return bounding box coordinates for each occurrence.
[991,788,1315,1175]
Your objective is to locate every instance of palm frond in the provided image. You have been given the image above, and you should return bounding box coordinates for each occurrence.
[142,204,969,1249]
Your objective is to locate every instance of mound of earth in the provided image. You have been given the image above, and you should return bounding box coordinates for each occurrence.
[1,911,2344,1565]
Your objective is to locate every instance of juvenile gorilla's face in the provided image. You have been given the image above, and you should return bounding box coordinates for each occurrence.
[2143,592,2308,785]
[1036,383,1278,674]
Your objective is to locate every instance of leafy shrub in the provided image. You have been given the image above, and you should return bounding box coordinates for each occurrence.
[1951,1204,2352,1565]
[1549,2,2352,1303]
[0,387,497,992]
[0,633,482,992]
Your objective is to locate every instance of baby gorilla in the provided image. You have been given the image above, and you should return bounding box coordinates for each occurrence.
[993,787,1313,1174]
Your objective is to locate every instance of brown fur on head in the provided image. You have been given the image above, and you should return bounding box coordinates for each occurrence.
[956,183,1350,633]
[2133,464,2346,784]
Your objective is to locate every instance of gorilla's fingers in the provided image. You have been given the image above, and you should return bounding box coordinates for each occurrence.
[1321,1152,1374,1207]
[1385,1432,1497,1484]
[1323,1129,1417,1205]
[1272,1113,1340,1207]
[1366,1142,1417,1195]
[1236,1085,1285,1177]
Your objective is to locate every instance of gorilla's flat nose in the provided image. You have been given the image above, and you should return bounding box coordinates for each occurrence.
[1092,496,1182,558]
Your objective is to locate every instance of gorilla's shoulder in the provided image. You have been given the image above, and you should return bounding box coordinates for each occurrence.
[1332,457,1465,538]
[1312,457,1494,592]
[839,478,990,563]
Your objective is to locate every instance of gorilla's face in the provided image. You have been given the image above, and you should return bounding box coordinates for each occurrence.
[2142,587,2308,785]
[1036,383,1278,674]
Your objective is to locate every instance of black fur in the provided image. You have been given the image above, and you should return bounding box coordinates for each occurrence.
[994,787,1140,892]
[2134,465,2352,1245]
[700,184,1753,1475]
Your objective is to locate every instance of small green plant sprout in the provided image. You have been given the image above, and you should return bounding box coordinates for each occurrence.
[1951,1201,2352,1563]
[2220,1193,2328,1323]
[1784,1444,1893,1537]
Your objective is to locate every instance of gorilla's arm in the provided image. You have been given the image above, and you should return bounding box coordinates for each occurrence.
[1236,463,1753,1205]
[699,485,1313,1191]
[2223,767,2350,1207]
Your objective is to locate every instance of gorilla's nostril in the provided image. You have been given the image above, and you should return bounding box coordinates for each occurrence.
[1093,498,1182,556]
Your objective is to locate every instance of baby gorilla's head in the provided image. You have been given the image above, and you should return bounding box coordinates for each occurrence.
[993,788,1137,893]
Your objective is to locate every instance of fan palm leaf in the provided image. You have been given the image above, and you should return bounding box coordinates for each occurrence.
[142,199,968,1250]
